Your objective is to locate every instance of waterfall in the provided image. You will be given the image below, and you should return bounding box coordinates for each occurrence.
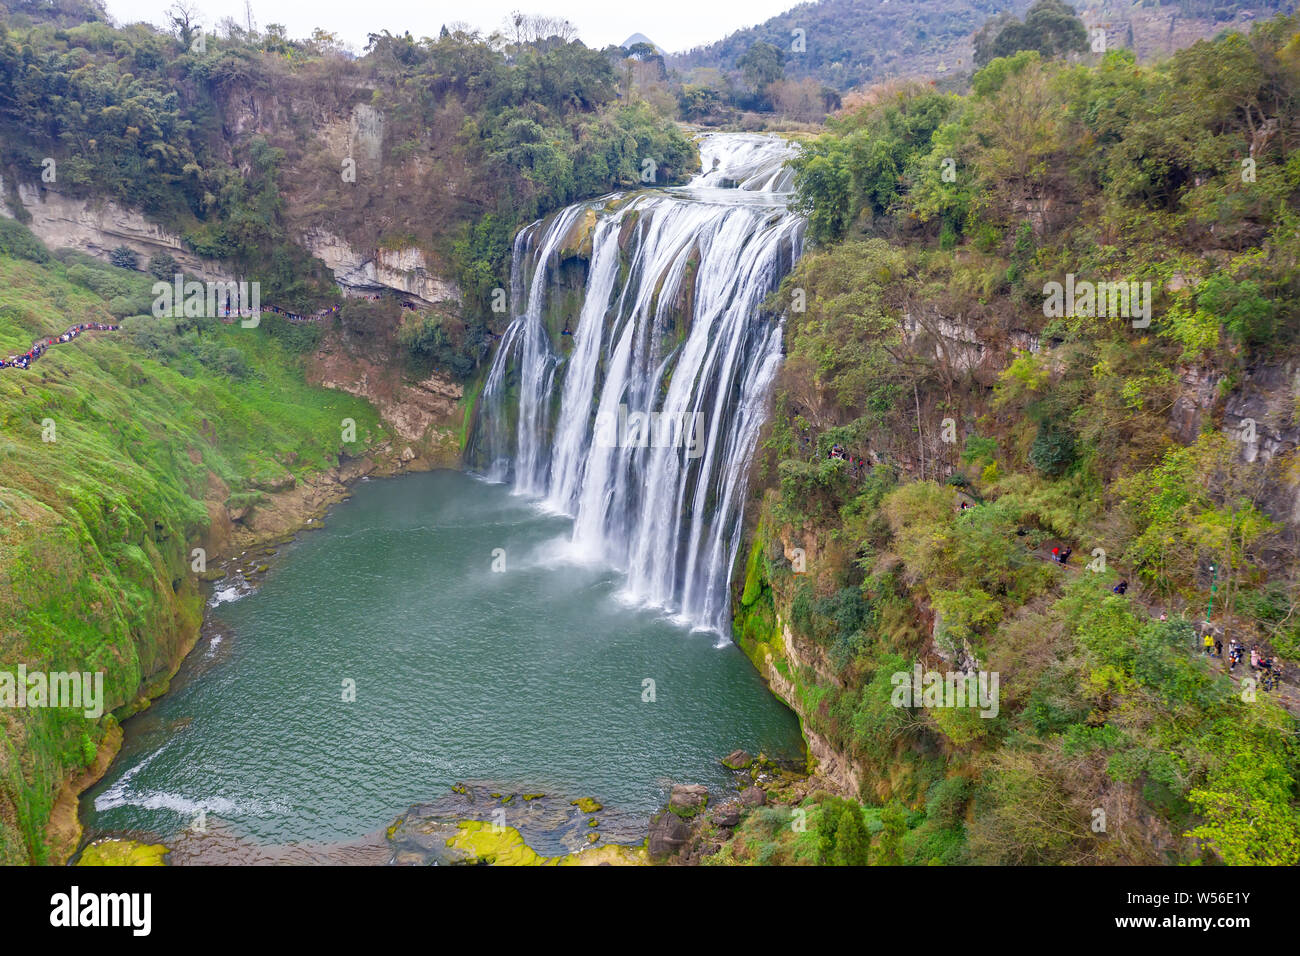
[469,132,804,635]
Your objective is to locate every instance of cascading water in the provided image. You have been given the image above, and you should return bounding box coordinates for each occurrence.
[469,132,804,635]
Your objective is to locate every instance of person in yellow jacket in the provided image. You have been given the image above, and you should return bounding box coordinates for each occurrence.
[1203,633,1214,656]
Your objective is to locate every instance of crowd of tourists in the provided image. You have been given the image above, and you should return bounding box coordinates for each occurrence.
[0,322,119,370]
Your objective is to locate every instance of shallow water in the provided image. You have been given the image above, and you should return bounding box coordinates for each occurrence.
[83,470,803,856]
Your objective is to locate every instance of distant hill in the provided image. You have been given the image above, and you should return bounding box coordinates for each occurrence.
[621,32,662,52]
[671,0,1294,91]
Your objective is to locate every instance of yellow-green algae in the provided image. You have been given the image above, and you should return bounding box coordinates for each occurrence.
[76,839,168,866]
[571,797,603,813]
[446,821,645,866]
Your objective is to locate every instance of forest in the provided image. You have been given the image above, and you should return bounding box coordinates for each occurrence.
[724,14,1300,865]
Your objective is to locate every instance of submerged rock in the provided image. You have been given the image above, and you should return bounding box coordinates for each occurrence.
[387,784,643,864]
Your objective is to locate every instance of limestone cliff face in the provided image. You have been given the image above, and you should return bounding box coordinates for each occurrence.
[217,84,466,307]
[301,227,460,306]
[0,176,235,282]
[3,77,466,309]
[308,328,464,466]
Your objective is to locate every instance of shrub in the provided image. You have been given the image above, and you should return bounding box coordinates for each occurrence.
[109,246,139,270]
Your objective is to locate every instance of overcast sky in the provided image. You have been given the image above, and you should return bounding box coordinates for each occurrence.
[102,0,799,55]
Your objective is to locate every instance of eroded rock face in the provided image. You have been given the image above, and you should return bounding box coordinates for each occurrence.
[1223,361,1300,466]
[2,181,235,282]
[301,227,460,305]
[307,334,463,461]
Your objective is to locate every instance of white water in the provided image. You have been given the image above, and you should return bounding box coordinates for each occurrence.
[470,132,804,634]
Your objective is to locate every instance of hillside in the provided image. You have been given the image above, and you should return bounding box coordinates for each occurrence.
[0,222,417,863]
[716,21,1300,865]
[672,0,1292,91]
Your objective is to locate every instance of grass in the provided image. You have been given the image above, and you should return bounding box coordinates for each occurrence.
[0,251,393,863]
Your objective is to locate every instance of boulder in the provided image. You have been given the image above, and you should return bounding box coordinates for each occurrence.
[647,811,691,859]
[738,787,766,808]
[711,805,741,828]
[721,749,753,771]
[668,783,709,818]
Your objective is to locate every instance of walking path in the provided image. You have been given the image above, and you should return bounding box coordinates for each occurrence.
[1,293,429,373]
[1027,541,1299,715]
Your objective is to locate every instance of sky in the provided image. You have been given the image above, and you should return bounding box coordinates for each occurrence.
[101,0,801,55]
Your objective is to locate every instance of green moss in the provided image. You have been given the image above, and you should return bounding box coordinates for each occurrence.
[571,797,603,813]
[446,821,645,866]
[76,839,168,866]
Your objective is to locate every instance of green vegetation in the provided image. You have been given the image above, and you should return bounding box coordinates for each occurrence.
[674,0,1288,94]
[0,4,696,323]
[0,225,392,864]
[741,14,1300,865]
[75,838,168,866]
[973,0,1089,68]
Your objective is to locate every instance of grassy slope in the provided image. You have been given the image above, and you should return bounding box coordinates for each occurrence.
[0,253,391,864]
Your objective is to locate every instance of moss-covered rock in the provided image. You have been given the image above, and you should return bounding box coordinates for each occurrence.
[76,839,168,866]
[445,821,644,866]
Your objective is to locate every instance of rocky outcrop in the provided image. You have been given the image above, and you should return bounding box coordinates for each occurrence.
[1222,361,1300,466]
[721,748,753,770]
[0,180,235,282]
[667,783,709,818]
[307,334,463,462]
[647,809,692,859]
[301,227,460,305]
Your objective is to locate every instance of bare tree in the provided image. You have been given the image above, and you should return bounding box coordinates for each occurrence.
[505,11,578,48]
[167,1,202,48]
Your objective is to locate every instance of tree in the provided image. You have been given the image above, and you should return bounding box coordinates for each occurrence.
[973,0,1089,67]
[148,252,178,280]
[833,806,871,865]
[109,246,139,270]
[166,1,202,50]
[738,41,784,92]
[875,800,907,865]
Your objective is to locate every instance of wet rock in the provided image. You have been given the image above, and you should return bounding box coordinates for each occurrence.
[668,783,709,818]
[721,749,753,770]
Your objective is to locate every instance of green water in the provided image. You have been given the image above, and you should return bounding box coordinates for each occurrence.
[84,470,802,851]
